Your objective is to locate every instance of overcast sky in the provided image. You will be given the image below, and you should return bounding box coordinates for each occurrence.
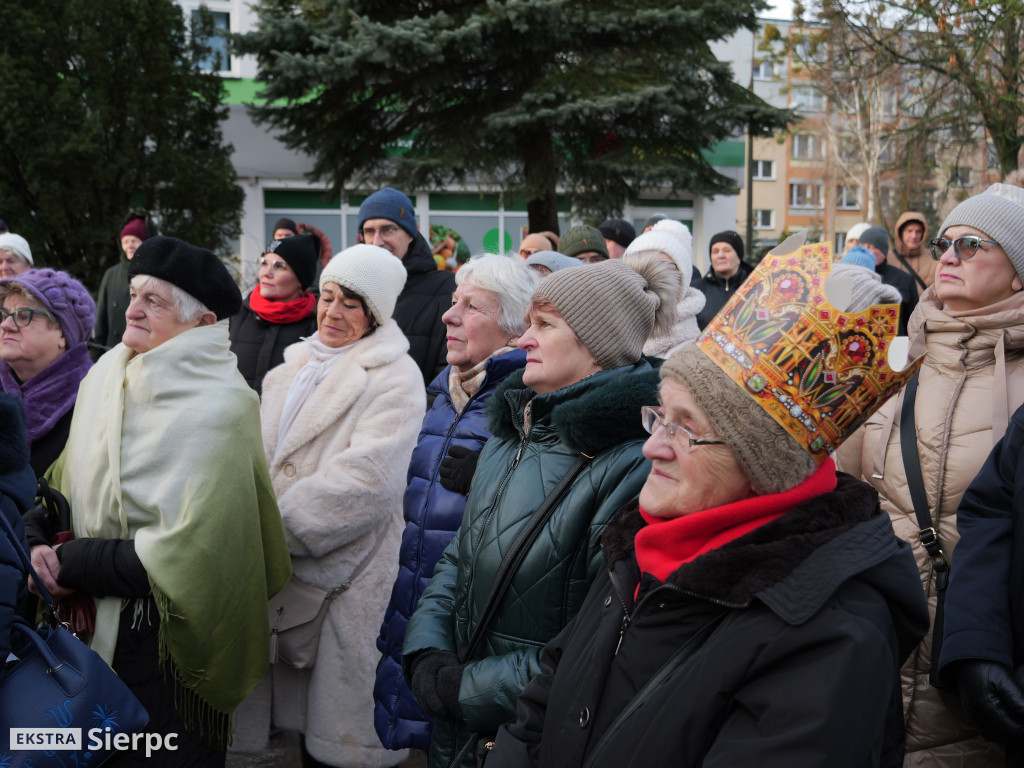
[766,0,795,19]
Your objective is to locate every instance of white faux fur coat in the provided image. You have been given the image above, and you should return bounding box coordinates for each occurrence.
[259,320,426,767]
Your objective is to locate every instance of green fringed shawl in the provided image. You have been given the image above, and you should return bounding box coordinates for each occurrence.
[48,323,292,740]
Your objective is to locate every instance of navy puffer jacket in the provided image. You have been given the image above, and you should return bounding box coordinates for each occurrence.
[374,350,526,750]
[0,394,35,659]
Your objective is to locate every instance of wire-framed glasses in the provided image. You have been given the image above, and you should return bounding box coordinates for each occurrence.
[640,406,726,452]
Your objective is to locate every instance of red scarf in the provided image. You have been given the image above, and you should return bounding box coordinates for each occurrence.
[249,286,317,324]
[634,458,837,582]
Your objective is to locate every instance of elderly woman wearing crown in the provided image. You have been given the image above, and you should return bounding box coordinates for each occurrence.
[484,243,929,768]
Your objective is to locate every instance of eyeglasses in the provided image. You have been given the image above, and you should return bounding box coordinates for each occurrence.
[640,406,726,452]
[1,308,53,328]
[359,224,402,240]
[929,236,1001,262]
[258,258,290,273]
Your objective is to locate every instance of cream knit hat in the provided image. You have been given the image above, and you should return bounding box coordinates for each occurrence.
[533,255,677,369]
[320,244,407,325]
[623,219,694,290]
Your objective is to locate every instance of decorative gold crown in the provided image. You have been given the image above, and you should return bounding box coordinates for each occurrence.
[698,236,922,462]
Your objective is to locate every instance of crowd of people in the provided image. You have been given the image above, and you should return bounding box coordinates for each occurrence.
[1,172,1023,768]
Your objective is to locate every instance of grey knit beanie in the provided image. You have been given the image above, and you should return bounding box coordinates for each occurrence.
[858,226,890,254]
[940,182,1024,281]
[559,225,609,260]
[533,256,677,369]
[660,345,818,495]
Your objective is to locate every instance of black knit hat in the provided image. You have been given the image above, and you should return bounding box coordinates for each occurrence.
[273,218,298,236]
[128,236,242,320]
[265,233,320,290]
[709,230,745,261]
[598,218,636,249]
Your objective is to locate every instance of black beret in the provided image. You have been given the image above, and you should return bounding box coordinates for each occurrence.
[128,236,242,320]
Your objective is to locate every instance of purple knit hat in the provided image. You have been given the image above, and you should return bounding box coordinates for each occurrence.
[0,268,96,347]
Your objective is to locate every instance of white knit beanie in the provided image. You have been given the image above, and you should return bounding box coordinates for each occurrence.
[622,219,693,290]
[319,244,407,325]
[940,182,1024,281]
[0,233,33,266]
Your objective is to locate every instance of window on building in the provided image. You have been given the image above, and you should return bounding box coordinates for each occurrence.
[789,181,824,209]
[836,184,860,210]
[837,136,859,163]
[791,135,824,160]
[950,166,973,187]
[752,160,775,180]
[792,85,825,113]
[754,209,775,229]
[183,2,237,76]
[753,60,775,80]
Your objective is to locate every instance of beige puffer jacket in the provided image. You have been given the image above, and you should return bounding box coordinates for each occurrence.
[838,286,1024,767]
[886,211,934,292]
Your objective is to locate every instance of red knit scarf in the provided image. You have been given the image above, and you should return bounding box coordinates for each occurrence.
[634,458,838,582]
[249,286,317,323]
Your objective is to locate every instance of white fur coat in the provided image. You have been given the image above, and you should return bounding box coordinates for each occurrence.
[259,319,425,767]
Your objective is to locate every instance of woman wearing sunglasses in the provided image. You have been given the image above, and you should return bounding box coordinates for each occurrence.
[839,171,1024,767]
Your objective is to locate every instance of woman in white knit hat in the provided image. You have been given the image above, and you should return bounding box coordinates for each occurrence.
[623,219,706,357]
[403,255,678,768]
[257,244,427,768]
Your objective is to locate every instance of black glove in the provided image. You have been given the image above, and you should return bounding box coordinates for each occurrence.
[439,445,481,495]
[954,660,1024,743]
[410,649,464,720]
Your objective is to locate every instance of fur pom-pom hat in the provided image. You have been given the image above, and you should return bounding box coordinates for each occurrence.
[623,219,694,291]
[533,254,678,369]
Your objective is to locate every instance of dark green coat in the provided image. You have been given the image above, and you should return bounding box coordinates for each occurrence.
[403,359,659,768]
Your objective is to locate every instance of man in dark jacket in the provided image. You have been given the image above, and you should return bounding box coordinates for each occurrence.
[937,402,1024,762]
[359,188,455,385]
[693,230,754,329]
[859,226,918,336]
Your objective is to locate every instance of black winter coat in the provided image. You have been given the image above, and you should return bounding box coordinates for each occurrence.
[488,474,929,768]
[875,261,919,337]
[396,234,456,385]
[92,256,131,353]
[0,394,33,660]
[229,297,317,394]
[693,261,754,329]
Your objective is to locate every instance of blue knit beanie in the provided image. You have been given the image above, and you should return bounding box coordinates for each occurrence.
[840,246,877,272]
[358,188,418,239]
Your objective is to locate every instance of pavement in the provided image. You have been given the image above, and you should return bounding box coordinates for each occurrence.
[226,732,427,768]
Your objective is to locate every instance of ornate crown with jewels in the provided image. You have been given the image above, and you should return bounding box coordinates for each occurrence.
[698,234,922,461]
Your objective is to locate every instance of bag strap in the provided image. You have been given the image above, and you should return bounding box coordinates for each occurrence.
[898,372,949,592]
[893,250,929,292]
[460,453,592,663]
[0,500,59,620]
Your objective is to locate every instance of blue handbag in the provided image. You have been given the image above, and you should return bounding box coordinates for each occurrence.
[0,502,149,767]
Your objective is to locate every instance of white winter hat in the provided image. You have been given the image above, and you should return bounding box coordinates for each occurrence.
[319,244,407,325]
[0,233,33,266]
[844,222,871,245]
[622,219,694,290]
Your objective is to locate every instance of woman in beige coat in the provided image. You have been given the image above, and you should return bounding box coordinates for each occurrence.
[259,244,426,768]
[840,174,1024,766]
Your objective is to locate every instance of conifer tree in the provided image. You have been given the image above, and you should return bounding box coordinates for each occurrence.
[237,0,791,230]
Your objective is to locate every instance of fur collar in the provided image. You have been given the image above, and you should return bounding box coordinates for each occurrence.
[486,358,661,456]
[603,473,887,615]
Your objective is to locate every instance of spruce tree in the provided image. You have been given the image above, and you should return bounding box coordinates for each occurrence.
[237,0,791,230]
[0,0,243,284]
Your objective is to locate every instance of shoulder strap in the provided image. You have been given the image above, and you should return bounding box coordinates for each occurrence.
[893,250,929,291]
[0,500,59,621]
[460,453,592,663]
[898,372,949,591]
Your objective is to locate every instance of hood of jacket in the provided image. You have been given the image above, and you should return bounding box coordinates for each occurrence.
[894,211,928,258]
[487,358,661,457]
[602,472,928,659]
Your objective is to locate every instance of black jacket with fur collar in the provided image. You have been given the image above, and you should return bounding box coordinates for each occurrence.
[489,472,929,768]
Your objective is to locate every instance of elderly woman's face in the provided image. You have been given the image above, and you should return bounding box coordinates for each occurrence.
[0,294,66,382]
[935,225,1022,311]
[123,278,201,354]
[318,282,371,348]
[710,242,740,278]
[442,282,510,371]
[0,249,29,279]
[639,380,752,519]
[517,305,601,394]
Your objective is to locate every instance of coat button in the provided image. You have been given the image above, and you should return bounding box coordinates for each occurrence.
[603,596,612,607]
[579,707,590,728]
[284,463,296,477]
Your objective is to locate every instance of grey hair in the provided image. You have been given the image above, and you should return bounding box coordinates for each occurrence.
[130,274,210,323]
[456,253,540,337]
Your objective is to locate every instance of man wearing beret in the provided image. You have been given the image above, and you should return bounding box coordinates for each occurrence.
[358,187,456,385]
[25,237,291,766]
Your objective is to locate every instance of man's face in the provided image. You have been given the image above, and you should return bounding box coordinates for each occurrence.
[360,218,414,260]
[866,244,886,266]
[902,222,925,249]
[576,252,607,265]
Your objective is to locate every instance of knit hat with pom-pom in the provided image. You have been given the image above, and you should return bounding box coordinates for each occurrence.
[533,254,678,369]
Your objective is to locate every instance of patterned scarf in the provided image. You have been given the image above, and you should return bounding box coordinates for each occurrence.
[0,343,92,446]
[448,346,515,413]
